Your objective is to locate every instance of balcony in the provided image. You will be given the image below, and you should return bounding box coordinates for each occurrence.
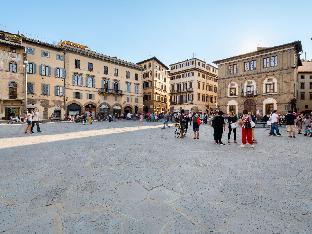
[98,88,123,95]
[170,88,193,94]
[241,90,258,97]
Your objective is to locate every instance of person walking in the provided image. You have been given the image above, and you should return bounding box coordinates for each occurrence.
[212,111,225,145]
[24,110,33,134]
[240,110,254,147]
[162,112,170,129]
[285,110,296,138]
[192,113,200,139]
[31,108,41,133]
[227,112,237,143]
[269,110,281,136]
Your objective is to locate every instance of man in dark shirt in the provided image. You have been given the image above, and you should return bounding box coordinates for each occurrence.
[285,110,296,138]
[179,109,187,138]
[212,111,225,145]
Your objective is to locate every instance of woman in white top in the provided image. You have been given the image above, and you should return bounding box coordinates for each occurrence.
[24,111,33,134]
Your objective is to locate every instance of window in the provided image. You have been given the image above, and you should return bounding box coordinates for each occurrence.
[300,82,305,89]
[229,88,237,96]
[40,64,51,76]
[27,63,36,74]
[135,97,138,103]
[75,59,80,69]
[74,92,81,99]
[8,81,17,99]
[88,62,93,71]
[104,66,108,75]
[135,73,139,81]
[54,86,64,96]
[87,76,95,88]
[26,47,35,55]
[229,64,238,75]
[134,84,139,94]
[87,93,94,100]
[9,62,17,73]
[127,97,130,102]
[55,68,65,78]
[300,92,305,100]
[305,105,309,109]
[41,50,50,58]
[265,83,275,93]
[41,84,50,96]
[126,82,131,93]
[114,68,119,76]
[310,75,312,79]
[56,54,64,61]
[148,63,151,68]
[300,75,305,79]
[270,56,278,67]
[126,71,130,79]
[197,93,200,101]
[244,60,256,71]
[263,56,278,68]
[27,82,34,94]
[310,82,312,89]
[198,82,201,89]
[72,74,83,86]
[310,92,312,100]
[202,95,205,102]
[113,81,119,91]
[263,57,270,68]
[214,86,217,93]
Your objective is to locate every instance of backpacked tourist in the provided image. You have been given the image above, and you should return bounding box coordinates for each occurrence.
[239,109,254,148]
[192,113,201,139]
[24,111,33,134]
[296,113,303,134]
[227,112,237,144]
[212,111,225,145]
[285,110,296,138]
[31,108,41,133]
[269,110,281,136]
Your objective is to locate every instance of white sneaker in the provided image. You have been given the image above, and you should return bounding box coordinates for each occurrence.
[240,144,245,148]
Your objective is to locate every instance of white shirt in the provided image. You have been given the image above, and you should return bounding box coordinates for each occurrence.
[270,113,279,123]
[33,111,40,121]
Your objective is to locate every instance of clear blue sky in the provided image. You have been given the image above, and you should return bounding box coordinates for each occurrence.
[1,0,311,65]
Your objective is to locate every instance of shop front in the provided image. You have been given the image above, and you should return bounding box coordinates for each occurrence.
[85,103,96,117]
[98,103,110,120]
[112,104,122,118]
[67,103,82,116]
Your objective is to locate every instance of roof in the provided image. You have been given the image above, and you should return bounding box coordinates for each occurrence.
[62,45,143,71]
[213,41,302,64]
[137,56,169,70]
[169,57,206,66]
[0,39,24,48]
[21,36,62,50]
[298,61,312,73]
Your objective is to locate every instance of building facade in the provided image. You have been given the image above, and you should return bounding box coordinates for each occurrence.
[0,32,26,120]
[60,41,143,118]
[297,61,312,113]
[214,41,302,116]
[23,37,66,120]
[169,58,218,113]
[137,57,169,113]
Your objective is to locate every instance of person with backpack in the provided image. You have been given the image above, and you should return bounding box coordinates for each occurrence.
[239,109,254,147]
[192,113,201,139]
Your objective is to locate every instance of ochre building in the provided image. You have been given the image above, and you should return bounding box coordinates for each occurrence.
[297,61,312,113]
[214,41,302,116]
[137,57,169,113]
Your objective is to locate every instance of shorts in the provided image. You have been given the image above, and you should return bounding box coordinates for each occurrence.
[193,122,199,132]
[27,120,32,126]
[286,125,296,132]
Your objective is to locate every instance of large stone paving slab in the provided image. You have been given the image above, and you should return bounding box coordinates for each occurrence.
[0,121,311,233]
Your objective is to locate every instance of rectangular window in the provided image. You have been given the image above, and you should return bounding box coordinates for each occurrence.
[27,82,34,94]
[263,57,270,68]
[26,63,36,74]
[72,74,83,86]
[310,93,312,100]
[135,97,138,103]
[55,68,65,78]
[41,84,50,96]
[229,88,237,96]
[87,93,94,100]
[197,93,200,101]
[126,71,130,79]
[9,62,17,73]
[271,55,278,67]
[26,47,35,55]
[126,82,131,93]
[88,62,93,71]
[135,73,139,80]
[74,92,81,99]
[40,64,51,76]
[55,86,64,96]
[265,83,275,93]
[75,59,80,69]
[56,54,64,61]
[104,66,108,75]
[41,50,50,58]
[310,82,312,89]
[300,82,305,89]
[134,84,139,94]
[87,76,95,88]
[301,75,305,79]
[114,68,119,76]
[300,92,305,100]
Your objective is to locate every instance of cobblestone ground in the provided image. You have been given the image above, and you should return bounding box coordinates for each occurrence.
[0,121,311,233]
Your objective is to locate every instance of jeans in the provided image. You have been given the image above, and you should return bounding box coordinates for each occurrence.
[228,127,236,141]
[31,121,41,132]
[270,122,280,135]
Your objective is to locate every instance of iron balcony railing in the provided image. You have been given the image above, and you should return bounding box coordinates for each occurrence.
[98,88,123,95]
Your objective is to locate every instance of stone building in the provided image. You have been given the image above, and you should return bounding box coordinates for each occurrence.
[137,57,169,113]
[169,58,218,113]
[213,41,302,116]
[0,31,26,120]
[22,37,66,120]
[297,61,312,113]
[60,41,143,118]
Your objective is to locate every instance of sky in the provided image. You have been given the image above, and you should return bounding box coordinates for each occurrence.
[1,0,311,65]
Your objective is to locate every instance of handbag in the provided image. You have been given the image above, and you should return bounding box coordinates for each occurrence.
[230,123,238,129]
[197,117,201,126]
[251,121,256,128]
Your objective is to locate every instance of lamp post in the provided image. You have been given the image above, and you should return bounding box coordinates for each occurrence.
[23,60,28,111]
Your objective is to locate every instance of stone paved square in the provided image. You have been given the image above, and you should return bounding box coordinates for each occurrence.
[0,121,311,233]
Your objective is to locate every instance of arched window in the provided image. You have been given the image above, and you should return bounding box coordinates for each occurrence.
[9,81,17,99]
[113,81,119,91]
[228,82,238,97]
[243,80,257,96]
[263,77,277,94]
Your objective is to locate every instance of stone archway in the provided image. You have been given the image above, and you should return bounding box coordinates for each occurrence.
[244,99,256,114]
